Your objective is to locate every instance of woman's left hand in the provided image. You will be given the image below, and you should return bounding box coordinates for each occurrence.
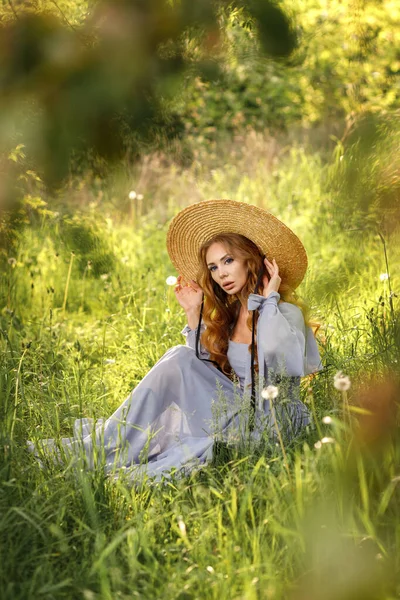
[262,258,281,298]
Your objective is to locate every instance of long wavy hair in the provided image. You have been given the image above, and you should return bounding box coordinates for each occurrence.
[197,233,307,376]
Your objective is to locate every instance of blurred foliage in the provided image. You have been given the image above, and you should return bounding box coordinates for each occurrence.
[181,0,400,140]
[0,0,297,186]
[1,0,398,186]
[327,111,400,236]
[60,213,116,276]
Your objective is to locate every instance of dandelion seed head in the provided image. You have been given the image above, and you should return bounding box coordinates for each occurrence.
[137,193,144,201]
[261,385,279,400]
[322,416,333,424]
[177,515,186,537]
[206,565,214,573]
[166,275,177,286]
[104,359,115,365]
[315,437,335,449]
[128,190,137,200]
[100,273,109,281]
[379,273,389,281]
[334,371,351,391]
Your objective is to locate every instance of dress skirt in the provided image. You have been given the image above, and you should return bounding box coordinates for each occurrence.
[30,345,247,480]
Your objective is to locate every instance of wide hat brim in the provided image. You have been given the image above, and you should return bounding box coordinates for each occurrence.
[167,199,308,290]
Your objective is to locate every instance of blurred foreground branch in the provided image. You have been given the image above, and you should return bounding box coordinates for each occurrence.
[0,0,297,188]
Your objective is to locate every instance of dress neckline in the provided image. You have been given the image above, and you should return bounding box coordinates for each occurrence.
[229,340,249,346]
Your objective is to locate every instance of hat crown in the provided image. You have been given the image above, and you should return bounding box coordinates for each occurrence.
[167,199,307,289]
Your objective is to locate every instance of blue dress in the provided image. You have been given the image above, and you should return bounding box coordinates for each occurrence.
[29,292,321,479]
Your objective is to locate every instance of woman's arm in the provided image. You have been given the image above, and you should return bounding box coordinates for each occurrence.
[174,276,210,358]
[248,292,321,377]
[185,307,201,330]
[181,322,210,358]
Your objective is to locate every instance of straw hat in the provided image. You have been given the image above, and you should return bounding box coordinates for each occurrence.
[167,199,308,290]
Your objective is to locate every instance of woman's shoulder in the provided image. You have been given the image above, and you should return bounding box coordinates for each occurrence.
[278,300,305,327]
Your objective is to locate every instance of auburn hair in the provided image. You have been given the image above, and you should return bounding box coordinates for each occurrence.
[196,233,307,376]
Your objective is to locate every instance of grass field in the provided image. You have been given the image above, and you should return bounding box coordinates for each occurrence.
[1,137,399,599]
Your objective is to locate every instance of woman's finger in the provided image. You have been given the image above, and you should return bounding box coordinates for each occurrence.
[264,262,273,275]
[272,259,279,273]
[190,280,201,291]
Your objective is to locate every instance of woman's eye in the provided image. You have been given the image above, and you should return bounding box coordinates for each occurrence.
[225,257,233,264]
[209,266,217,272]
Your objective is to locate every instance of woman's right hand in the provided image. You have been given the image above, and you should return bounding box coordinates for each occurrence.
[174,275,203,314]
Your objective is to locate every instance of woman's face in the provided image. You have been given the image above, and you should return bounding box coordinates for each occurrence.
[205,242,248,295]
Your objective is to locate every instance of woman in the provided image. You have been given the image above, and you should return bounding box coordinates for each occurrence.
[30,199,321,479]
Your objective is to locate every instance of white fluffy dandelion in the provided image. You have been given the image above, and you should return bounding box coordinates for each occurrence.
[206,566,215,574]
[333,371,351,391]
[177,515,186,537]
[314,437,335,449]
[128,190,137,200]
[379,273,389,281]
[166,275,177,286]
[261,385,279,400]
[322,415,333,424]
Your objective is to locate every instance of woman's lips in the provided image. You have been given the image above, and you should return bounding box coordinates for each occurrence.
[223,282,235,290]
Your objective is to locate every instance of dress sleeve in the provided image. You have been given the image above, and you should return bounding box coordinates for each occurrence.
[181,323,210,359]
[248,292,322,377]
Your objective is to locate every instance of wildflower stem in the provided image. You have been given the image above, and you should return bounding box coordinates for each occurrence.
[378,231,395,323]
[342,390,350,425]
[269,398,291,482]
[308,389,323,439]
[62,252,75,315]
[80,265,87,311]
[10,347,28,444]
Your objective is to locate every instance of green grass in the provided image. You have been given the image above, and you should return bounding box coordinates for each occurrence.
[1,139,399,599]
